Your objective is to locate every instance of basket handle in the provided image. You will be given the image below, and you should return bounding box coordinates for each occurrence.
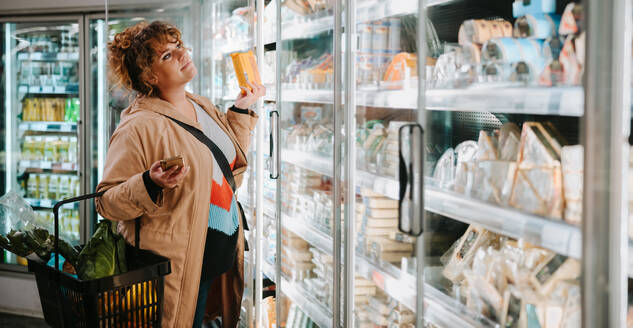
[53,191,105,272]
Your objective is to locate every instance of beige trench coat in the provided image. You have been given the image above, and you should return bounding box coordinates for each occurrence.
[95,92,257,328]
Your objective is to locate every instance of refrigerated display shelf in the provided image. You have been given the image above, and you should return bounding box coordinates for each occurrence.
[280,0,452,41]
[217,38,252,55]
[19,161,77,172]
[275,199,492,328]
[426,86,584,117]
[25,197,78,210]
[263,260,333,328]
[18,84,79,95]
[274,88,417,109]
[282,149,332,177]
[19,121,77,133]
[17,52,79,61]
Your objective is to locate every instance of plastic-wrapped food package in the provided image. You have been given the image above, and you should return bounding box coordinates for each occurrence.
[454,141,478,194]
[442,225,493,282]
[510,167,563,218]
[529,254,580,296]
[458,19,513,46]
[561,145,583,224]
[498,123,521,161]
[432,51,458,88]
[433,148,455,189]
[473,160,517,205]
[476,131,498,161]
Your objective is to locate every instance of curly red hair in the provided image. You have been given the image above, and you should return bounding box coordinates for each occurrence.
[108,21,184,97]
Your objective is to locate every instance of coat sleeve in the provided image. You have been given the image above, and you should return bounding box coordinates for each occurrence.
[225,106,258,153]
[95,125,164,221]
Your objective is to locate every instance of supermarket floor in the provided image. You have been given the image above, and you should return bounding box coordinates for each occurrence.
[0,312,48,327]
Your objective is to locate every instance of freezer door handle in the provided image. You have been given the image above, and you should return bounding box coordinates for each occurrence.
[398,123,424,236]
[269,110,280,179]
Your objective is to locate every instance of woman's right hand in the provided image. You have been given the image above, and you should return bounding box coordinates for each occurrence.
[149,161,190,189]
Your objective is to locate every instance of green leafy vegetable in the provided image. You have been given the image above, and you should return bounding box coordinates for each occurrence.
[76,220,127,280]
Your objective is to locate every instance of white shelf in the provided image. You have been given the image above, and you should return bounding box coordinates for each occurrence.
[275,88,417,109]
[19,160,78,172]
[218,38,252,54]
[281,0,424,41]
[426,86,584,117]
[282,149,332,177]
[19,121,77,133]
[18,84,79,95]
[17,52,79,61]
[25,198,77,210]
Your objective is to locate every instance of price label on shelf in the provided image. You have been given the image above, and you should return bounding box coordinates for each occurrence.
[42,86,53,93]
[30,53,42,61]
[17,53,28,60]
[41,161,52,170]
[29,86,40,93]
[20,160,30,168]
[32,123,46,131]
[54,86,66,93]
[57,53,68,60]
[61,162,75,171]
[60,124,72,132]
[40,199,53,208]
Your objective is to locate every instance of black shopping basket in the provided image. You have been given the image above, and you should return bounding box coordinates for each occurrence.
[27,191,171,328]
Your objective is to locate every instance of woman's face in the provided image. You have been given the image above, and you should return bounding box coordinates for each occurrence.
[150,39,197,93]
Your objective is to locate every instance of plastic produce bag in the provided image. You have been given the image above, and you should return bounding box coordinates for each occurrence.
[0,191,37,232]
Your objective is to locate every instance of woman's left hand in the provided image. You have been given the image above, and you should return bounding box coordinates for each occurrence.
[234,81,266,110]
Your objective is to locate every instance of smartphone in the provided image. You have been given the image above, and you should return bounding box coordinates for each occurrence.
[160,155,185,171]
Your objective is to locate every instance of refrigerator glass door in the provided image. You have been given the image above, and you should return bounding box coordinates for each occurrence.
[422,2,584,327]
[275,2,341,327]
[1,19,83,268]
[352,1,421,326]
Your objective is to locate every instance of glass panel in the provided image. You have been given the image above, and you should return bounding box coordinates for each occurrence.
[424,1,583,327]
[277,0,339,326]
[353,0,420,326]
[1,20,82,268]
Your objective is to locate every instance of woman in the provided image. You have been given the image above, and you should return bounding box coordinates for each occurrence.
[95,21,265,328]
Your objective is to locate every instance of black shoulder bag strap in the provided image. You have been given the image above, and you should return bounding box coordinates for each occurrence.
[166,116,236,192]
[165,116,250,250]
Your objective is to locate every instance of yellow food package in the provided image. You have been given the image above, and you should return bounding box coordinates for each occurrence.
[230,51,261,94]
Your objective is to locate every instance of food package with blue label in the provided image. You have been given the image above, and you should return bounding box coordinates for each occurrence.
[512,0,556,18]
[514,13,561,39]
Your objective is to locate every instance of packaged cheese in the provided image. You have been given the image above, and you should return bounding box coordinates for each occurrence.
[454,141,478,193]
[473,160,517,205]
[230,51,261,93]
[529,254,580,295]
[517,122,561,168]
[443,226,493,282]
[433,148,455,189]
[498,123,521,161]
[509,167,563,218]
[363,197,398,209]
[476,131,499,161]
